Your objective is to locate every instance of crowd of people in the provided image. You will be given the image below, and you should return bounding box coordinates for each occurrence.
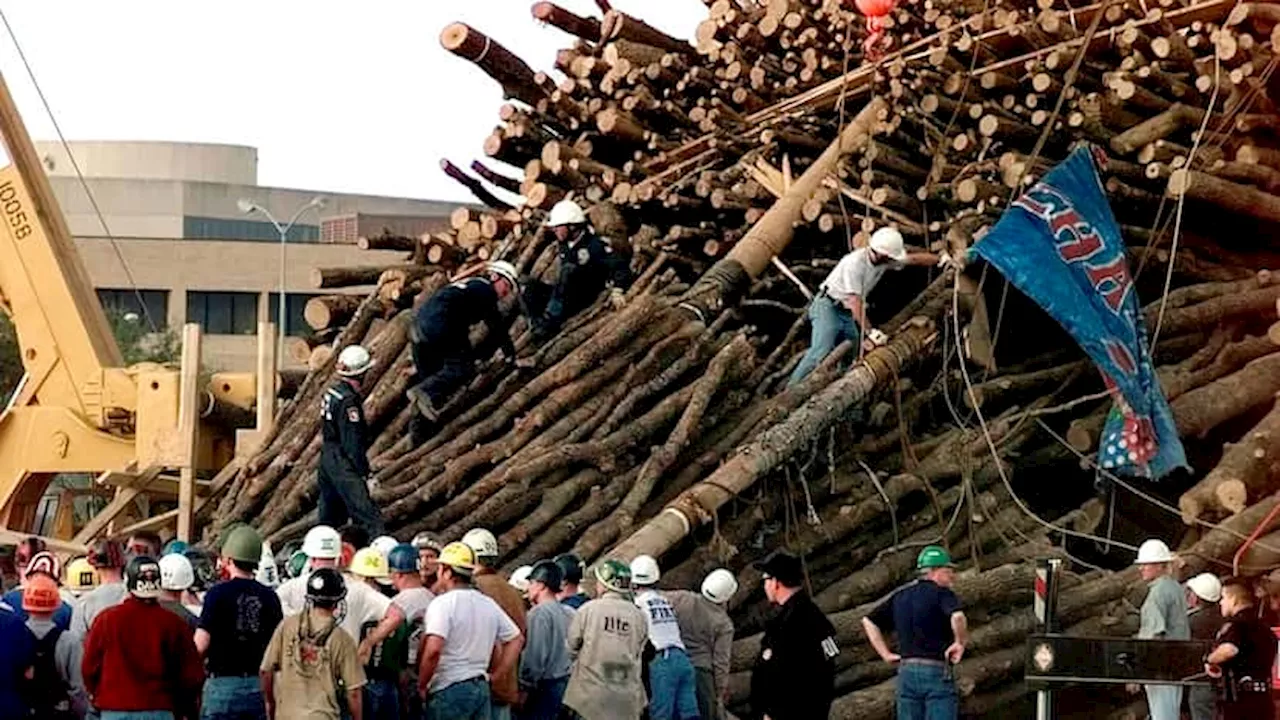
[0,520,848,720]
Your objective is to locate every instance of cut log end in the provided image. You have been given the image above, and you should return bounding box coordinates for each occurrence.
[1216,479,1249,515]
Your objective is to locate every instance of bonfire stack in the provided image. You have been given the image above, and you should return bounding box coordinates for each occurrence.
[207,0,1280,716]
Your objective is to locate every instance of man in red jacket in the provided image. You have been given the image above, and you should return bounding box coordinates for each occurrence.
[82,556,205,720]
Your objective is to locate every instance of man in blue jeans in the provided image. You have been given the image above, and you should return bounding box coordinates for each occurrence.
[861,546,969,720]
[788,227,950,386]
[630,556,699,720]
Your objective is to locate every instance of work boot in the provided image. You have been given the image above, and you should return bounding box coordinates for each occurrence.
[406,386,440,422]
[410,414,437,445]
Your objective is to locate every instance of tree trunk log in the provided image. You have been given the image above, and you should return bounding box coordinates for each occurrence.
[1180,399,1280,520]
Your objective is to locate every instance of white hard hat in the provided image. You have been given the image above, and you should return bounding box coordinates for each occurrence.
[462,528,499,559]
[302,525,342,560]
[702,568,738,604]
[487,260,519,288]
[869,226,907,262]
[371,536,399,559]
[546,199,587,228]
[158,553,194,592]
[336,345,374,377]
[256,540,279,588]
[509,565,534,592]
[630,555,660,586]
[1135,538,1175,565]
[1186,573,1223,603]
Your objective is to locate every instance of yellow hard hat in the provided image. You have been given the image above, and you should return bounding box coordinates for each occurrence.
[65,557,98,595]
[437,541,477,574]
[349,547,389,579]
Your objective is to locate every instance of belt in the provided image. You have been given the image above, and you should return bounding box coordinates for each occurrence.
[209,672,259,679]
[900,657,947,667]
[656,647,686,658]
[1235,678,1269,694]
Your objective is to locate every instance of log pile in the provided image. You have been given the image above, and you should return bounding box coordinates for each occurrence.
[207,0,1280,716]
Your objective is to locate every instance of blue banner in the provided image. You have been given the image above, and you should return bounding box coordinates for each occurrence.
[972,145,1186,479]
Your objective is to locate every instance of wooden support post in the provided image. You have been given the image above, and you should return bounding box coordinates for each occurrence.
[177,323,201,542]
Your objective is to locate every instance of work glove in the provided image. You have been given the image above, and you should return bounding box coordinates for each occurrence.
[866,328,889,347]
[938,251,954,268]
[609,287,627,310]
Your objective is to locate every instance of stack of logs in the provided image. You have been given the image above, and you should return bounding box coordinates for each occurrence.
[207,0,1280,716]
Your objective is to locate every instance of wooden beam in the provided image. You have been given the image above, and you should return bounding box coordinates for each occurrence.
[177,323,202,542]
[0,529,86,556]
[111,510,179,540]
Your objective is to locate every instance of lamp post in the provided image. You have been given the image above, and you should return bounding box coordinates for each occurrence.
[237,196,326,359]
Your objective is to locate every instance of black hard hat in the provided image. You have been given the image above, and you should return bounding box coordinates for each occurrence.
[305,567,347,603]
[529,560,563,593]
[554,553,584,585]
[753,551,804,588]
[124,556,163,599]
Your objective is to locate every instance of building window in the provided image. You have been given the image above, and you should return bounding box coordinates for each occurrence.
[182,216,319,243]
[186,291,259,335]
[267,293,316,336]
[97,289,168,329]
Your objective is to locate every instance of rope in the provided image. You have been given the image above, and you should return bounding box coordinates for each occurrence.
[474,36,493,64]
[858,458,898,547]
[0,8,158,333]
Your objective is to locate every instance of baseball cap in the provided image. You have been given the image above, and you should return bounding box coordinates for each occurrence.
[753,551,804,587]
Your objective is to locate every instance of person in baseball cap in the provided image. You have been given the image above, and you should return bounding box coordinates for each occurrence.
[751,550,839,720]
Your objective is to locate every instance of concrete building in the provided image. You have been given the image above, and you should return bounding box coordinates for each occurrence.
[36,140,454,369]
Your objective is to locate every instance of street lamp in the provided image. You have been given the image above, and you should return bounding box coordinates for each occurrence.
[237,196,326,359]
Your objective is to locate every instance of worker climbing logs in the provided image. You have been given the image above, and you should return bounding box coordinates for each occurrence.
[6,1,1280,718]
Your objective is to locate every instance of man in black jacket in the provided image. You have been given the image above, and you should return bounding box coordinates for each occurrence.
[407,261,520,430]
[318,344,384,536]
[524,200,630,342]
[749,551,838,720]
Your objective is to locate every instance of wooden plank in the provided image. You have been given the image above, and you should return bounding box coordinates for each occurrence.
[0,529,86,556]
[112,509,179,539]
[257,322,278,434]
[177,324,202,542]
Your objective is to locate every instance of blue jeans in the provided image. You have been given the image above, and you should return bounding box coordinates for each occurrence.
[895,662,957,720]
[648,648,699,720]
[364,678,400,720]
[101,713,175,720]
[201,676,266,720]
[789,294,861,386]
[425,677,490,720]
[518,677,568,720]
[1143,684,1182,720]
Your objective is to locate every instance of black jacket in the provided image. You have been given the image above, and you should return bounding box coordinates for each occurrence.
[541,231,630,330]
[414,277,515,360]
[750,592,838,720]
[319,379,370,480]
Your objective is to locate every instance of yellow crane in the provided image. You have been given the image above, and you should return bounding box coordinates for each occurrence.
[0,68,263,551]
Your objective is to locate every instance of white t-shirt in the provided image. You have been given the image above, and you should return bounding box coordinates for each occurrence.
[423,587,520,693]
[393,586,436,666]
[276,576,307,617]
[340,575,393,643]
[822,248,892,302]
[635,589,685,652]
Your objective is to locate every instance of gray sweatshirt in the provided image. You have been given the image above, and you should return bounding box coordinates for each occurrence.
[27,617,92,718]
[70,582,126,638]
[520,599,575,688]
[666,589,734,686]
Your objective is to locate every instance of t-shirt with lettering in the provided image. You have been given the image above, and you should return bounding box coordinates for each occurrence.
[634,589,685,652]
[821,248,893,303]
[867,579,962,661]
[200,577,285,677]
[392,586,434,667]
[423,587,520,693]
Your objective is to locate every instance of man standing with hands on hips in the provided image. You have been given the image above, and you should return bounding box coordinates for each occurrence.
[861,545,968,720]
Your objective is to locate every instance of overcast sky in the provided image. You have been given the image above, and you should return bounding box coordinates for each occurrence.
[0,1,705,203]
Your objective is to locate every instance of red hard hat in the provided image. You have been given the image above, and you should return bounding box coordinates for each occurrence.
[854,0,895,17]
[22,575,61,614]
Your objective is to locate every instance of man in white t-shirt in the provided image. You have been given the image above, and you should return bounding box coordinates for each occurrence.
[418,542,523,720]
[631,555,699,720]
[277,525,344,616]
[788,227,948,386]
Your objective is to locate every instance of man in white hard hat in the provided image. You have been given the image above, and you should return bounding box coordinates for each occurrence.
[525,199,631,343]
[158,553,198,630]
[319,343,384,536]
[277,525,344,616]
[407,261,522,441]
[665,568,737,720]
[789,226,950,386]
[1185,572,1223,720]
[631,555,699,720]
[1129,538,1189,720]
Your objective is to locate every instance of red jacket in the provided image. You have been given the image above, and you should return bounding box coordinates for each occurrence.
[82,595,204,713]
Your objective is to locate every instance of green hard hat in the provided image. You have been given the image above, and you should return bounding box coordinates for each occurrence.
[222,525,264,564]
[595,558,632,594]
[916,545,955,571]
[287,550,309,579]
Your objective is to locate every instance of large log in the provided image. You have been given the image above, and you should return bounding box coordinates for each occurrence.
[439,23,546,107]
[1171,353,1280,438]
[309,265,423,289]
[303,295,365,332]
[1180,399,1280,520]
